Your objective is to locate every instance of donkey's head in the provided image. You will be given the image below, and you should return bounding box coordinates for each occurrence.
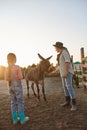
[38,53,52,72]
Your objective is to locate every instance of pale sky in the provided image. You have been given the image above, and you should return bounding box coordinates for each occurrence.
[0,0,87,67]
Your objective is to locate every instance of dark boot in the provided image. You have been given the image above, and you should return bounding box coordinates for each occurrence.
[71,99,77,111]
[60,96,70,107]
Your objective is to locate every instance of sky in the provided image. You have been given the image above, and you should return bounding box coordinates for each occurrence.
[0,0,87,67]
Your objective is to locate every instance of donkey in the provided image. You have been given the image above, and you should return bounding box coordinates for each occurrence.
[25,53,52,101]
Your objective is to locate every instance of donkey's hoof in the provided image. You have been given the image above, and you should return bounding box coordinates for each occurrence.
[34,93,37,97]
[27,94,29,98]
[44,97,47,101]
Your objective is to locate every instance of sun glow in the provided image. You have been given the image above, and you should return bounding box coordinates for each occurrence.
[0,0,87,67]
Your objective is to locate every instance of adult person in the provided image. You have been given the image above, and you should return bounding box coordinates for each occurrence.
[53,42,77,111]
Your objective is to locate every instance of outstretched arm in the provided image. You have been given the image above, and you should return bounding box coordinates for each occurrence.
[49,65,59,75]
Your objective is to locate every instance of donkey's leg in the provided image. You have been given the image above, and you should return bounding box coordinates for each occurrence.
[42,81,46,101]
[26,80,29,98]
[31,82,37,97]
[36,83,40,101]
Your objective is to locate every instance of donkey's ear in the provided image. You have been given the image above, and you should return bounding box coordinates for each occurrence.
[38,53,45,60]
[46,55,52,60]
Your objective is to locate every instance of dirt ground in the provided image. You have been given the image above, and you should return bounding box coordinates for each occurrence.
[0,77,87,130]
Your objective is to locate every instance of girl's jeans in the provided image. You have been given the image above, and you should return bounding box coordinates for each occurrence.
[61,72,76,99]
[9,80,24,114]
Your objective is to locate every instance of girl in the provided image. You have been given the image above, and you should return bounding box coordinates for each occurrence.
[5,53,29,124]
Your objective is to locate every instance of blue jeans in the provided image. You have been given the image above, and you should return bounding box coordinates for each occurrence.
[9,79,24,114]
[61,72,76,99]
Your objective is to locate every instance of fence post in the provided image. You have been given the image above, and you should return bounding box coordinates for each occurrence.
[80,47,87,89]
[80,47,84,60]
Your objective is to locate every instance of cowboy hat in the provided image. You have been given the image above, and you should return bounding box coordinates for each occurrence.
[53,42,63,48]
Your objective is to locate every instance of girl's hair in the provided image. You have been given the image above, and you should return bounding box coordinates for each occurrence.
[7,53,16,86]
[7,53,16,64]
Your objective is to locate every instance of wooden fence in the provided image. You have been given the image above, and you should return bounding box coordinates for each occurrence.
[81,47,87,89]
